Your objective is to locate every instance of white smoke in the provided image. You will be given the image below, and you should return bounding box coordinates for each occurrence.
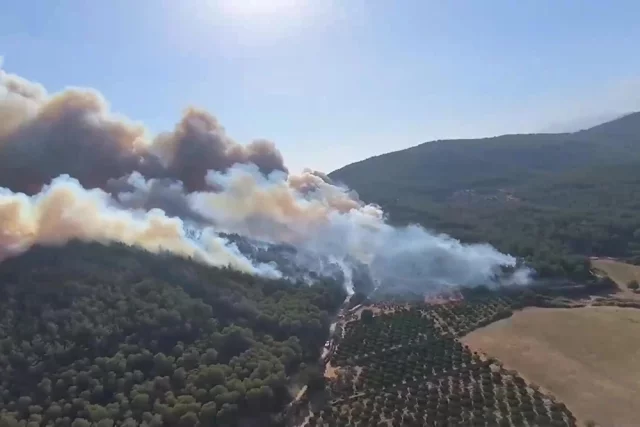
[152,164,530,293]
[0,69,532,294]
[0,175,280,278]
[0,164,531,294]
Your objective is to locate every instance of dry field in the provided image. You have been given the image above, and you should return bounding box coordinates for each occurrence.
[592,258,640,296]
[462,306,640,427]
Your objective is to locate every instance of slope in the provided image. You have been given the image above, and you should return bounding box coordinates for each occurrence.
[331,112,640,201]
[330,112,640,279]
[0,242,346,427]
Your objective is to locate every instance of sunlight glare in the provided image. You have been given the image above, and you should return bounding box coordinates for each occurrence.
[219,0,305,20]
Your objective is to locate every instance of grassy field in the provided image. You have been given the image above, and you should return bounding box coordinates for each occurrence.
[592,258,640,294]
[462,306,640,427]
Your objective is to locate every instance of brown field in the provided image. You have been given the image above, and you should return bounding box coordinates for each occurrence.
[592,258,640,296]
[462,306,640,427]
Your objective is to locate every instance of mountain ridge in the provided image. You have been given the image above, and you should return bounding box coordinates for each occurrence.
[330,111,640,195]
[328,111,640,280]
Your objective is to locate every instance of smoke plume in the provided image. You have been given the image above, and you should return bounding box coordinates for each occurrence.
[0,70,286,194]
[0,68,530,294]
[0,175,279,277]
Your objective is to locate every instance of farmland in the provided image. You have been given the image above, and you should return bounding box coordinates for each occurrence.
[463,307,640,426]
[290,284,640,427]
[292,292,579,427]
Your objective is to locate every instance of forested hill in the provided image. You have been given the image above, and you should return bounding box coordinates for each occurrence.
[0,242,346,427]
[330,112,640,279]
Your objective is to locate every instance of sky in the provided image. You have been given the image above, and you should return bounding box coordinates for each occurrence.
[1,0,639,173]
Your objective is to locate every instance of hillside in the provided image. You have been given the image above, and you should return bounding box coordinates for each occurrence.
[331,112,640,199]
[0,243,625,427]
[330,112,640,279]
[0,242,346,427]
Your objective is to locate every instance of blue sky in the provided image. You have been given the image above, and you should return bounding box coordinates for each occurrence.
[1,0,639,173]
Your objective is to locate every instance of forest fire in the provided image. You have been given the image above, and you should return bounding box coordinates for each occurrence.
[424,289,464,305]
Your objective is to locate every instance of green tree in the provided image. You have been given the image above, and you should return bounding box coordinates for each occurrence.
[361,309,374,324]
[70,419,91,427]
[0,242,347,427]
[302,365,326,393]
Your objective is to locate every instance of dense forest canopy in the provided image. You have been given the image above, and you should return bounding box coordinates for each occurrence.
[0,242,347,427]
[330,112,640,280]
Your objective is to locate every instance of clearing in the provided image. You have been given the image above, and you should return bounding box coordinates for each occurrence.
[592,258,640,296]
[462,306,640,427]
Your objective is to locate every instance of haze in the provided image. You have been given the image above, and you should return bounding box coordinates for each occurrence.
[1,0,639,173]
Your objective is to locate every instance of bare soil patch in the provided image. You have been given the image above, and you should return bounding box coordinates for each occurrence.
[462,306,640,427]
[324,362,339,379]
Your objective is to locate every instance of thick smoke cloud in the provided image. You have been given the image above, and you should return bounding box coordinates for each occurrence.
[187,165,527,292]
[0,175,279,277]
[0,70,286,194]
[0,73,154,194]
[0,68,530,294]
[153,108,287,191]
[106,172,210,224]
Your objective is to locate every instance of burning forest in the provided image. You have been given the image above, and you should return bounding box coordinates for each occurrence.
[0,68,531,295]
